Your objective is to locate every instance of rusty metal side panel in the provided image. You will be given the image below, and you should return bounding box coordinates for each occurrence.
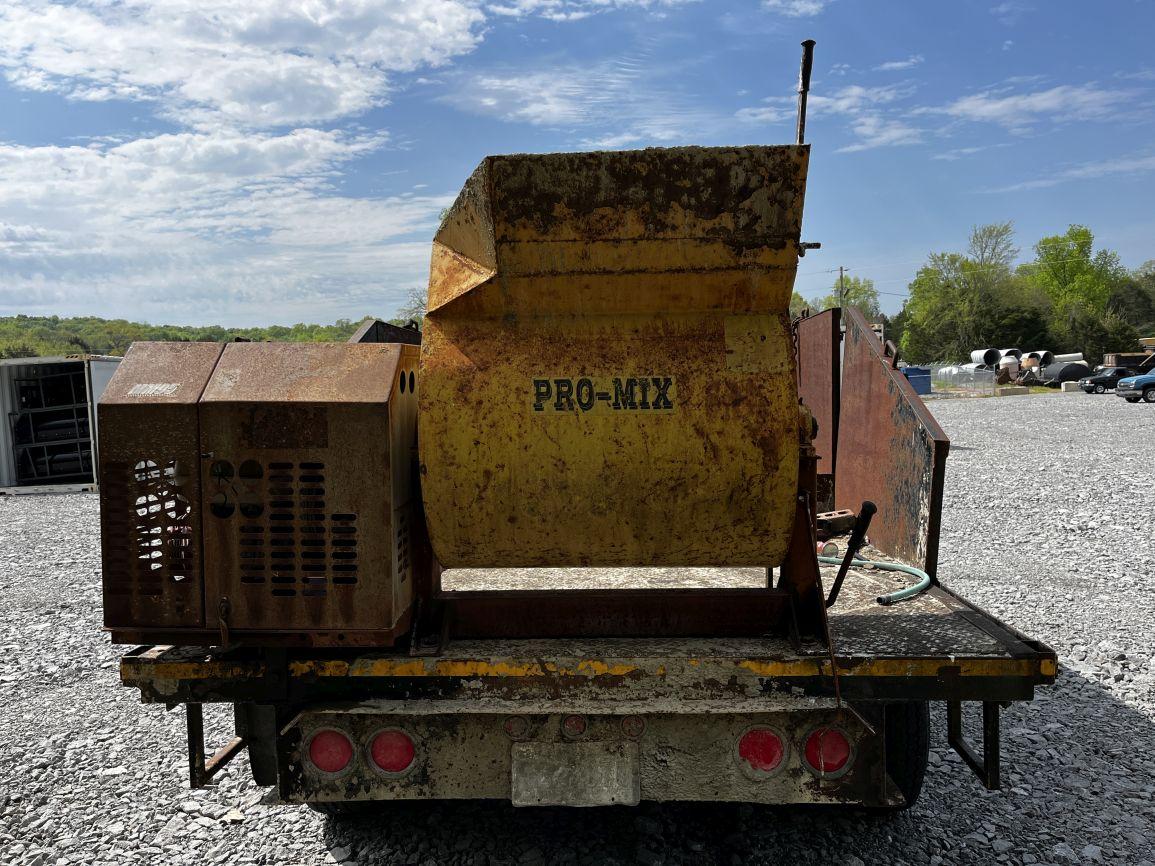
[196,343,416,636]
[796,308,841,483]
[99,342,224,628]
[835,308,949,575]
[389,346,420,621]
[198,402,396,633]
[201,342,401,405]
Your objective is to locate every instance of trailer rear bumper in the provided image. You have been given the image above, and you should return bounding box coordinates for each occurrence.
[278,699,903,808]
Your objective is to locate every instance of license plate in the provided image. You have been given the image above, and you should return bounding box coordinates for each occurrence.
[511,742,640,807]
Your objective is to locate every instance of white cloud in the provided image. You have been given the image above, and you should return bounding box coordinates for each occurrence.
[445,70,606,125]
[442,51,730,146]
[2,1,707,323]
[809,83,917,115]
[930,143,1010,161]
[1116,68,1155,82]
[985,152,1155,193]
[990,1,1032,25]
[762,0,830,17]
[874,55,924,72]
[0,128,456,323]
[737,82,922,151]
[927,83,1133,129]
[738,83,914,120]
[734,102,794,124]
[487,0,695,20]
[836,115,922,153]
[0,1,694,130]
[0,1,488,129]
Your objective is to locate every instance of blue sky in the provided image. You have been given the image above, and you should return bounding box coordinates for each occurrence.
[1,0,1153,325]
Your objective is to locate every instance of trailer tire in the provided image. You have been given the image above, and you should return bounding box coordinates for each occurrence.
[879,701,930,811]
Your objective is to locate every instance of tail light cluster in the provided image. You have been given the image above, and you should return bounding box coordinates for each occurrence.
[736,725,854,780]
[305,728,416,777]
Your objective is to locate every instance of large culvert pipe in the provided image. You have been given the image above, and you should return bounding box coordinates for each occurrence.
[970,348,1001,366]
[1000,348,1023,360]
[1027,350,1055,366]
[1041,361,1091,384]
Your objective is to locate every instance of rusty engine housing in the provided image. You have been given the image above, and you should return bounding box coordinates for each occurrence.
[99,341,419,645]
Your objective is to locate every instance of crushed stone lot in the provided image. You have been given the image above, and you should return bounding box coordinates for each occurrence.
[1,391,1152,866]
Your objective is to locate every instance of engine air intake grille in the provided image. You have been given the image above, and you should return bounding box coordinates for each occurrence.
[208,460,358,600]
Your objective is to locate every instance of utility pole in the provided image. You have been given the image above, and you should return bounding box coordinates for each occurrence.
[838,266,846,308]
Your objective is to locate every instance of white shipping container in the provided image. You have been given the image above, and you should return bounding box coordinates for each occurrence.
[0,355,121,493]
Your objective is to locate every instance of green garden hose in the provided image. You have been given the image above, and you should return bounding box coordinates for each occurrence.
[818,555,933,606]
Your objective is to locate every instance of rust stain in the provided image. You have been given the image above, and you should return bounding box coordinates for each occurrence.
[834,308,950,574]
[419,146,811,568]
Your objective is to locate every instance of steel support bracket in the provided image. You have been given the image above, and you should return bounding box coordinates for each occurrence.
[947,699,1000,790]
[187,703,247,789]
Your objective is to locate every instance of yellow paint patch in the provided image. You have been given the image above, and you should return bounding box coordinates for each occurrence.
[738,659,826,677]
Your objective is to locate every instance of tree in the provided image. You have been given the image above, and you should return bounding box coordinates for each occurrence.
[0,343,38,359]
[810,275,880,318]
[788,291,808,317]
[0,315,369,356]
[899,222,1052,363]
[1109,260,1155,334]
[1024,225,1125,320]
[395,286,426,323]
[883,307,907,352]
[1063,308,1139,363]
[1023,225,1133,359]
[969,221,1018,274]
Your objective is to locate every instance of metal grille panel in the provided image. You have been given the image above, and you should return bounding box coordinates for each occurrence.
[99,342,222,629]
[198,343,409,635]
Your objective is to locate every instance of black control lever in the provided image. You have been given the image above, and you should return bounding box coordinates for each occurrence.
[825,500,876,608]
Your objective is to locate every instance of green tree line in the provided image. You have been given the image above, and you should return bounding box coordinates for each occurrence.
[802,223,1154,364]
[0,315,405,358]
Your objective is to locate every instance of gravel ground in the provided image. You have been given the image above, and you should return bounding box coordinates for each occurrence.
[1,391,1152,866]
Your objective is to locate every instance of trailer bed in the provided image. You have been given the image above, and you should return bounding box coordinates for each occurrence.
[121,562,1055,707]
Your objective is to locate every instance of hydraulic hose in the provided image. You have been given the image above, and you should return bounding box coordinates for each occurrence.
[817,556,934,606]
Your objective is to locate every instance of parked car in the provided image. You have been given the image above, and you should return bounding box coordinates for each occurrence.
[1080,367,1136,393]
[1115,372,1155,403]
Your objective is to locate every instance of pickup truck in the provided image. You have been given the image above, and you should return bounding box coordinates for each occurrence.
[1080,367,1135,394]
[1115,371,1155,403]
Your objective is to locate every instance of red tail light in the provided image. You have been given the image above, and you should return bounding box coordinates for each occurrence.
[370,729,415,774]
[562,715,587,739]
[737,727,785,776]
[307,729,353,774]
[804,727,852,776]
